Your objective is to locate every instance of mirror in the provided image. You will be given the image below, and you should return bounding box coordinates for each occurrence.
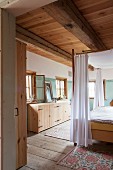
[45,81,53,102]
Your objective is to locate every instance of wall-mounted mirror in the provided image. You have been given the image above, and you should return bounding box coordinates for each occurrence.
[45,81,53,102]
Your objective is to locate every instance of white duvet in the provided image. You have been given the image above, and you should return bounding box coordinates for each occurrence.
[90,106,113,124]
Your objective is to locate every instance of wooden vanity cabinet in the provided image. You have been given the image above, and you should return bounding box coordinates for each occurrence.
[62,103,71,122]
[28,104,49,133]
[28,104,38,132]
[49,103,62,127]
[28,101,71,133]
[38,105,50,132]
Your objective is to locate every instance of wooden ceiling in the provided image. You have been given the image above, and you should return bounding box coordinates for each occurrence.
[16,0,113,66]
[16,7,89,54]
[74,0,113,49]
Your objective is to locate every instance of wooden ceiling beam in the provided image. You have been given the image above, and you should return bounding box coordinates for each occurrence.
[42,0,107,51]
[16,25,72,62]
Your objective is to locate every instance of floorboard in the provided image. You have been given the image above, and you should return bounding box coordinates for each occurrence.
[19,121,73,170]
[27,153,71,170]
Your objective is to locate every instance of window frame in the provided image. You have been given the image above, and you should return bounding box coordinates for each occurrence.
[89,80,95,99]
[89,79,106,99]
[26,70,36,102]
[56,76,68,99]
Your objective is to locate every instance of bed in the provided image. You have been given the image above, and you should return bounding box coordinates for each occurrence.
[90,106,113,143]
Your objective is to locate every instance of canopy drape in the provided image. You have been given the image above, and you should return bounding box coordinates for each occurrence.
[93,69,104,109]
[70,54,92,147]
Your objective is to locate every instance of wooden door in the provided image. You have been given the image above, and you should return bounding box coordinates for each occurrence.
[43,105,50,130]
[37,105,49,132]
[37,105,45,132]
[28,104,38,132]
[49,103,61,127]
[16,41,27,169]
[63,103,71,121]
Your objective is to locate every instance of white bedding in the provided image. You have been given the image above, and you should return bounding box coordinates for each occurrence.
[90,106,113,124]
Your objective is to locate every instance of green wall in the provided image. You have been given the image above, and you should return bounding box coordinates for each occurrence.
[68,81,72,101]
[45,78,113,110]
[90,80,113,110]
[104,80,113,106]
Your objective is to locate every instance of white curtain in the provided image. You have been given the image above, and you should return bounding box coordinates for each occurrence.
[93,69,104,109]
[70,54,92,147]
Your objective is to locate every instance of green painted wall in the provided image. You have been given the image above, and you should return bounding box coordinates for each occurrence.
[68,81,72,101]
[44,78,113,110]
[104,80,113,106]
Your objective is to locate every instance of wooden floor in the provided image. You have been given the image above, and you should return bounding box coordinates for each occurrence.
[19,121,74,170]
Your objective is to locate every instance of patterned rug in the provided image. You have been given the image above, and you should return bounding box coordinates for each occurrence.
[57,143,113,170]
[44,121,70,140]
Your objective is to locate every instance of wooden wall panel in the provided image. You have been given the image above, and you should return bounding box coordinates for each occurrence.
[16,41,27,169]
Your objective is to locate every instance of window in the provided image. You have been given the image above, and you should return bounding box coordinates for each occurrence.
[26,75,32,101]
[26,71,36,102]
[36,75,45,103]
[89,81,95,98]
[56,77,67,99]
[89,80,106,99]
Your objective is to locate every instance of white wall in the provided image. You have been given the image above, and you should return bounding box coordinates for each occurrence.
[27,51,113,81]
[89,69,113,80]
[27,51,72,81]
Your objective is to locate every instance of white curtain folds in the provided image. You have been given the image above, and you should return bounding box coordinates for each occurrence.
[70,54,92,147]
[93,69,104,109]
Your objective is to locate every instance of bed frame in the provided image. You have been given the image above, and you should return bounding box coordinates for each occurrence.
[91,122,113,143]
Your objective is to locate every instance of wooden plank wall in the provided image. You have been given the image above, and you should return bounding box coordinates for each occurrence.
[16,41,27,169]
[0,9,16,170]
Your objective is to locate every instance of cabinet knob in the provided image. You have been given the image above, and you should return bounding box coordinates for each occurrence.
[54,106,59,108]
[38,108,43,111]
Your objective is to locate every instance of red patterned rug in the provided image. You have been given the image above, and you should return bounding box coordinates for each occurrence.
[57,143,113,170]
